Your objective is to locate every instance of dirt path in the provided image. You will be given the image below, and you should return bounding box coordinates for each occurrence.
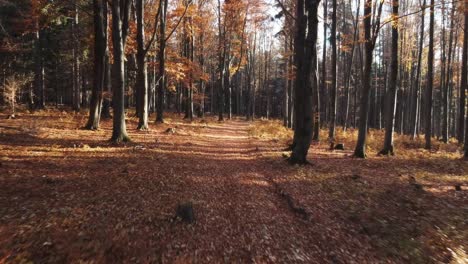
[155,119,329,262]
[1,114,466,263]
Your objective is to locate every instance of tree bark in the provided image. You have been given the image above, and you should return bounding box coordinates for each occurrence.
[328,0,337,140]
[136,0,149,130]
[110,0,131,143]
[460,0,468,146]
[289,0,321,164]
[353,0,374,158]
[85,0,107,130]
[379,0,399,155]
[462,1,468,155]
[424,0,434,149]
[156,0,167,123]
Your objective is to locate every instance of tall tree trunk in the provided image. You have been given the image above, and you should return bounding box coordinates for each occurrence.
[411,0,425,140]
[443,3,455,143]
[288,36,294,128]
[424,0,434,149]
[460,0,468,146]
[110,0,131,143]
[217,0,225,121]
[72,3,81,112]
[136,0,148,130]
[343,0,360,132]
[289,0,320,164]
[379,0,399,155]
[86,0,107,130]
[353,0,374,158]
[462,0,468,154]
[283,36,289,127]
[321,0,328,129]
[156,0,167,123]
[329,0,337,140]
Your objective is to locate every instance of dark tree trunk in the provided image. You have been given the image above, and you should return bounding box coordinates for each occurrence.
[443,4,455,143]
[424,0,434,149]
[289,0,321,164]
[329,0,337,140]
[110,0,131,143]
[462,1,468,155]
[353,0,374,158]
[460,1,468,146]
[85,0,108,130]
[379,0,399,155]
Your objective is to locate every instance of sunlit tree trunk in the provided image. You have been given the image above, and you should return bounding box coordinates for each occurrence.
[136,0,148,130]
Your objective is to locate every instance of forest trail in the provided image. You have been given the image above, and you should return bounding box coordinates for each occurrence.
[1,113,467,263]
[145,118,332,262]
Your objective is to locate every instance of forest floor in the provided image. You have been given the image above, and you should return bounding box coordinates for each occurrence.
[0,109,467,263]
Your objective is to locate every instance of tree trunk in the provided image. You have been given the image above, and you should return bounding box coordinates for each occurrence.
[353,0,374,158]
[110,0,131,143]
[72,3,81,112]
[329,0,337,140]
[289,0,320,164]
[411,0,425,140]
[462,1,468,154]
[156,0,167,123]
[320,0,327,129]
[460,1,468,146]
[86,0,107,130]
[379,0,399,156]
[443,3,455,143]
[424,0,434,149]
[136,0,149,130]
